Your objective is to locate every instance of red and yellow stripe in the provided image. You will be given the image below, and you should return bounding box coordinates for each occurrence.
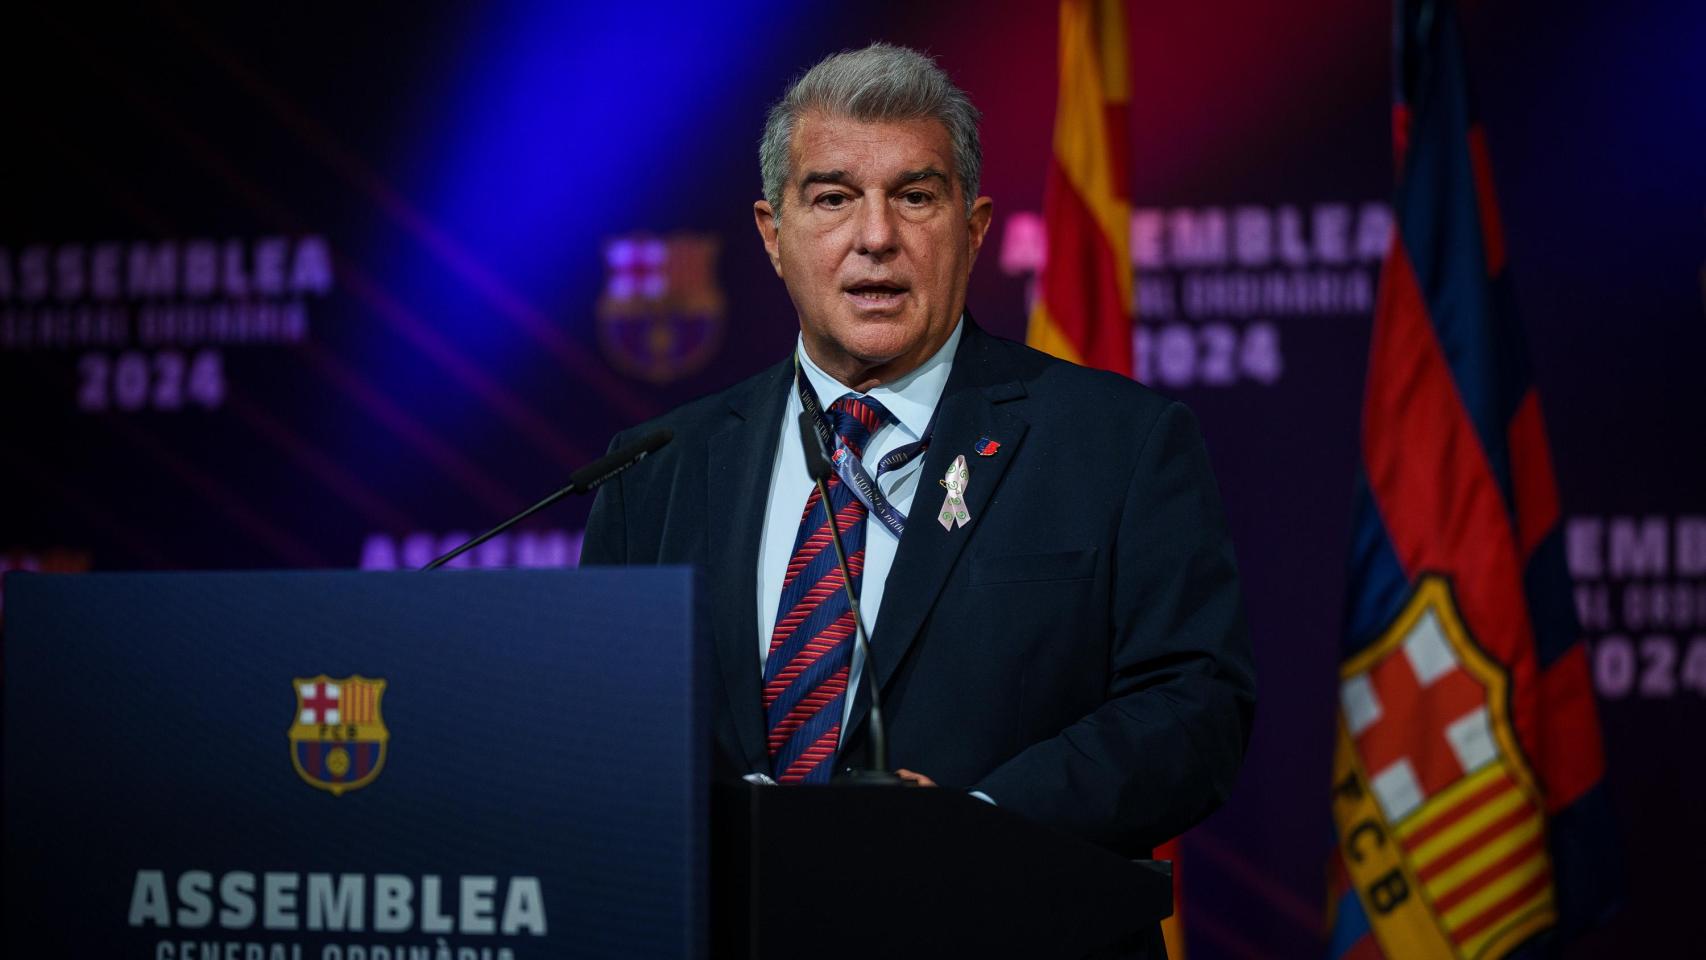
[1031,5,1178,950]
[1027,0,1133,376]
[1396,763,1557,957]
[1030,2,1178,947]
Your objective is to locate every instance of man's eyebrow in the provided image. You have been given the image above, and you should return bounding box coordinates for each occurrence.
[796,167,950,195]
[799,170,852,193]
[895,168,949,187]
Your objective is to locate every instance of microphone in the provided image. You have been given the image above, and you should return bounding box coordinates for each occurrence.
[422,429,673,571]
[797,411,834,484]
[797,410,902,785]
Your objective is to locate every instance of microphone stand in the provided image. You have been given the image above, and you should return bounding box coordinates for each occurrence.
[422,429,672,571]
[798,411,904,786]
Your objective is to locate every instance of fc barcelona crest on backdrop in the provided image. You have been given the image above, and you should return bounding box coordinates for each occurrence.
[596,232,726,384]
[288,675,389,796]
[1331,577,1557,959]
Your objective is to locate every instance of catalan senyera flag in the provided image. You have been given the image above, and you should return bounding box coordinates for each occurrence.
[1327,2,1620,958]
[1026,0,1133,376]
[1031,4,1185,957]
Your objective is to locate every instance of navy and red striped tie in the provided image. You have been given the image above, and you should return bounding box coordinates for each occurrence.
[763,394,889,783]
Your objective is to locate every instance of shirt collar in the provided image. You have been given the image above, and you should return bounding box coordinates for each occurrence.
[795,315,963,441]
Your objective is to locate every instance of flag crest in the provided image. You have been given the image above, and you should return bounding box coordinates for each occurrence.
[1333,577,1558,958]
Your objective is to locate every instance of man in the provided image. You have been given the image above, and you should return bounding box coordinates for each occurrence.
[583,44,1253,860]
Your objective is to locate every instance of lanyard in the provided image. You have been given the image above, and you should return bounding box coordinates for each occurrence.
[794,355,935,539]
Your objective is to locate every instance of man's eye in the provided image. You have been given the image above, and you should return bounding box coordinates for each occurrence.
[816,193,849,208]
[901,191,932,205]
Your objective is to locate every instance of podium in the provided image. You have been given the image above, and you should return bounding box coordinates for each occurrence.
[3,569,1171,958]
[715,783,1173,958]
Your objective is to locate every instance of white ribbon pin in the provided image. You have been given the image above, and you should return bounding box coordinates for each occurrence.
[938,455,971,530]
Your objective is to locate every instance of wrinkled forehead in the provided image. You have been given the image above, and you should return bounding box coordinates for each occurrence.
[787,111,957,187]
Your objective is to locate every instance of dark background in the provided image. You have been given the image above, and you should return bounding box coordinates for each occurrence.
[3,2,1701,956]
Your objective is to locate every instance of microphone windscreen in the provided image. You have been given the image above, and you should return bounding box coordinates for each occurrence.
[569,428,672,490]
[797,411,832,482]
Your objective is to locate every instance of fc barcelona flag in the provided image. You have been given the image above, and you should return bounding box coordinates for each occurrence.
[1327,2,1620,958]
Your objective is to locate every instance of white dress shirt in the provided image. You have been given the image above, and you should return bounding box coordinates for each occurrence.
[755,318,963,739]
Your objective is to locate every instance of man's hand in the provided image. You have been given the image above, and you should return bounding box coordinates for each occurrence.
[895,768,937,787]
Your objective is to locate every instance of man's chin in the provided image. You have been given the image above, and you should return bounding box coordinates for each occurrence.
[839,336,916,370]
[818,316,906,354]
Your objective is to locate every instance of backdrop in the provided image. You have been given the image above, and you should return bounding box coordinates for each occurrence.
[3,2,1701,955]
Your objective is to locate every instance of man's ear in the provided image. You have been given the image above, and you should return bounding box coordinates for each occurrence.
[753,200,784,277]
[965,195,995,269]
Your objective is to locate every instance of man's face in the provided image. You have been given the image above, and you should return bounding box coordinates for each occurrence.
[754,112,993,387]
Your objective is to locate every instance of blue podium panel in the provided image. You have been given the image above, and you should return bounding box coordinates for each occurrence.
[2,568,705,959]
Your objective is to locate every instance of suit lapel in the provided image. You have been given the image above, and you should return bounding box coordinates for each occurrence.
[706,358,792,772]
[847,319,1031,748]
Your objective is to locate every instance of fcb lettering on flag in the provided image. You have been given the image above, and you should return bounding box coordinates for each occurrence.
[1327,2,1620,958]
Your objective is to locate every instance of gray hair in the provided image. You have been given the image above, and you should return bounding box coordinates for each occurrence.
[759,43,983,219]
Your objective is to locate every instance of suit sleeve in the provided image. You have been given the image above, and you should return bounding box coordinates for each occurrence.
[578,431,629,566]
[972,401,1257,854]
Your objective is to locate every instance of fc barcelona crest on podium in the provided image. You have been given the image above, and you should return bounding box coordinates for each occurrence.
[288,675,389,796]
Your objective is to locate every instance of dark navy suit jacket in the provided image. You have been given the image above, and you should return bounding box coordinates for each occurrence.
[581,317,1255,857]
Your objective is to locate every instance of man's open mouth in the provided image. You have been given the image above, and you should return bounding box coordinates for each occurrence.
[845,283,907,301]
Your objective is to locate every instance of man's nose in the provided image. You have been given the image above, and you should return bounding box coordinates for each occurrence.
[854,197,899,258]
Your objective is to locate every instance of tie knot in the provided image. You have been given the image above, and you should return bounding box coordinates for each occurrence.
[827,394,890,452]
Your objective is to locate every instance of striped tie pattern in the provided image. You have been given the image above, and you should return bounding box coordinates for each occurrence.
[764,394,889,783]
